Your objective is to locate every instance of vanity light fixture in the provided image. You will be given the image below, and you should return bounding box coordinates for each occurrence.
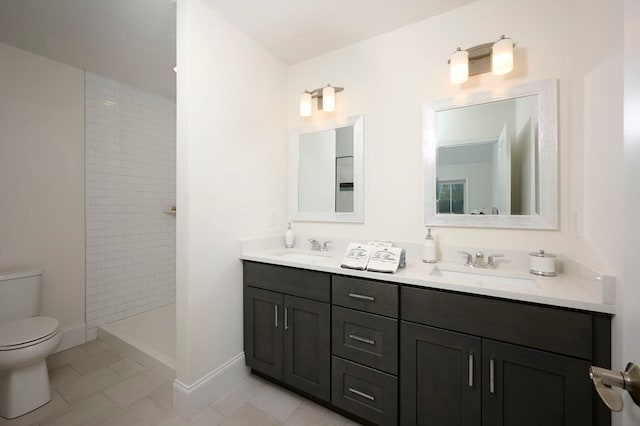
[448,35,515,84]
[299,84,344,116]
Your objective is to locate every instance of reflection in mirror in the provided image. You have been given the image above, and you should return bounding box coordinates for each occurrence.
[424,79,557,229]
[291,115,363,223]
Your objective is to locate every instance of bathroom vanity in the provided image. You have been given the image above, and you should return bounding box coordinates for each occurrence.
[242,250,613,426]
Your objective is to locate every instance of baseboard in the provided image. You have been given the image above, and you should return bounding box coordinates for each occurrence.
[54,322,87,353]
[173,352,249,419]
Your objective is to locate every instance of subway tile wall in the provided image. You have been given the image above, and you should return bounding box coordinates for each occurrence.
[85,72,176,340]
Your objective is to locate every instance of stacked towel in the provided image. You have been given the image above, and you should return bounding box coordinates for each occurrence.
[366,246,403,274]
[341,243,373,270]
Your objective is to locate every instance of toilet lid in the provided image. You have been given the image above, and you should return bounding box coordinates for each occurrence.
[0,316,60,350]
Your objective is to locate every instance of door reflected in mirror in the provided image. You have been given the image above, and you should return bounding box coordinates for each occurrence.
[290,115,364,223]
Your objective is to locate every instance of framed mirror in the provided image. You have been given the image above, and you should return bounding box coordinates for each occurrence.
[290,115,364,222]
[423,79,558,229]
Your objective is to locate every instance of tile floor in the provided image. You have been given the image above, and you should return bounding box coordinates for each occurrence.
[0,340,360,426]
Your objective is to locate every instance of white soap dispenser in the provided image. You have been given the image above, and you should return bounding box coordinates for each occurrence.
[285,222,295,248]
[422,228,437,263]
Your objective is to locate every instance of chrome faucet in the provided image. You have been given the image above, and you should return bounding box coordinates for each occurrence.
[308,239,321,251]
[321,241,332,252]
[458,251,504,268]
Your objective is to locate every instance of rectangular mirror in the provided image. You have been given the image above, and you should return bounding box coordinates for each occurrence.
[424,79,558,229]
[290,115,364,222]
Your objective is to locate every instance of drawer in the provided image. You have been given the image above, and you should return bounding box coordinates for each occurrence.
[332,306,398,374]
[243,261,330,302]
[402,286,593,359]
[332,356,398,426]
[332,275,398,317]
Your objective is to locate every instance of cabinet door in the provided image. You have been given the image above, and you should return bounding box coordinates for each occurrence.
[244,286,283,380]
[482,339,593,426]
[283,295,331,402]
[400,322,481,426]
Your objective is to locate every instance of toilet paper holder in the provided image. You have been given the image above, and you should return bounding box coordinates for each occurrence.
[589,363,640,412]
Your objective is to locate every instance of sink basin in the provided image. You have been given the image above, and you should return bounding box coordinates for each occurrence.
[275,251,333,263]
[430,267,538,289]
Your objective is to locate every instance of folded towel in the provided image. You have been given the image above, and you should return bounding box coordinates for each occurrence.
[366,246,403,274]
[341,243,372,270]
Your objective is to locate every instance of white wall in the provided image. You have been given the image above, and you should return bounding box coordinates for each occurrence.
[0,42,86,345]
[85,72,176,340]
[175,0,287,413]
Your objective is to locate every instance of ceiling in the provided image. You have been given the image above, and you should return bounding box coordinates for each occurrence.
[0,0,478,100]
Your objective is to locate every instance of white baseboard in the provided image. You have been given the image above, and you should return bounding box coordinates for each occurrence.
[54,323,87,353]
[173,352,249,419]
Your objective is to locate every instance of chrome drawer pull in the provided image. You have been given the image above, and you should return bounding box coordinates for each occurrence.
[348,334,375,345]
[490,359,495,394]
[469,353,474,387]
[274,305,278,328]
[348,293,375,301]
[284,307,288,330]
[348,387,375,401]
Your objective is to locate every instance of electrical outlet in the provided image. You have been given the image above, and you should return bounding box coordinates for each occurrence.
[572,210,582,238]
[267,209,275,227]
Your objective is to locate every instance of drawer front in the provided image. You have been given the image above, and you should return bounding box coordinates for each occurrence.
[332,356,398,426]
[401,286,593,359]
[243,261,330,302]
[332,275,398,317]
[332,306,398,375]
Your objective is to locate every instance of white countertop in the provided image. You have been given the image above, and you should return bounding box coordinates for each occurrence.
[240,246,616,315]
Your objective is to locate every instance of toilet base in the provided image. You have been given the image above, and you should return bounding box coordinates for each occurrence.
[0,360,52,419]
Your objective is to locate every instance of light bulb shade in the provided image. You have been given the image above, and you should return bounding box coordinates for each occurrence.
[492,37,513,76]
[449,49,469,84]
[322,86,335,112]
[299,92,312,117]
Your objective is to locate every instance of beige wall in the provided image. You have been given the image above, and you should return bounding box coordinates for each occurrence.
[0,42,85,340]
[176,0,287,398]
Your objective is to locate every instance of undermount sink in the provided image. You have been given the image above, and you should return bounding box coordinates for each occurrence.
[430,266,538,289]
[275,250,333,263]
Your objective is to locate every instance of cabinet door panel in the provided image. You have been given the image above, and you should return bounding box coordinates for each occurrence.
[284,295,331,401]
[401,322,481,426]
[482,339,592,426]
[244,287,283,380]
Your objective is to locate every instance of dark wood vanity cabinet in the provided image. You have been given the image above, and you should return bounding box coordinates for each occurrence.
[243,261,612,426]
[400,286,611,426]
[243,262,331,402]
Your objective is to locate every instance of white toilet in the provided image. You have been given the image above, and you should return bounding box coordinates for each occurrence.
[0,270,62,419]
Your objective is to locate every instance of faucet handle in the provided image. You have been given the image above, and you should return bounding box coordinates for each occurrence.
[321,241,332,252]
[487,254,504,268]
[307,239,321,250]
[458,251,473,266]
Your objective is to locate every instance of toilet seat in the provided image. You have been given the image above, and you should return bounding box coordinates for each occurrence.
[0,317,60,351]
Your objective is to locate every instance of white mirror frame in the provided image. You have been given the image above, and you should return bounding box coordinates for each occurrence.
[290,114,364,223]
[424,79,558,229]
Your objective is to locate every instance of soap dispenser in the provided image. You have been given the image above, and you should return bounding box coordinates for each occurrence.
[422,228,437,263]
[285,222,295,248]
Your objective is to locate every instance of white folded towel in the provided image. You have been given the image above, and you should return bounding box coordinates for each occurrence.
[366,246,403,274]
[341,243,372,270]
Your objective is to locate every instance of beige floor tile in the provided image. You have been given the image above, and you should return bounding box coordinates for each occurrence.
[155,415,187,426]
[210,375,266,417]
[186,407,225,426]
[148,382,174,411]
[95,397,171,426]
[81,339,111,354]
[0,391,69,426]
[221,403,281,426]
[248,383,302,422]
[49,364,81,389]
[102,370,166,408]
[70,348,123,375]
[46,346,88,370]
[56,367,123,404]
[38,393,117,426]
[283,401,349,426]
[109,358,145,378]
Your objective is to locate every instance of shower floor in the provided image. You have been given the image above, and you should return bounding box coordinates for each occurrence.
[98,303,176,380]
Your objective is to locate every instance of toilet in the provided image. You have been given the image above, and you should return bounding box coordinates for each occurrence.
[0,270,62,419]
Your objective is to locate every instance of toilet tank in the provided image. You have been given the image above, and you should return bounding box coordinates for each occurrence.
[0,270,42,323]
